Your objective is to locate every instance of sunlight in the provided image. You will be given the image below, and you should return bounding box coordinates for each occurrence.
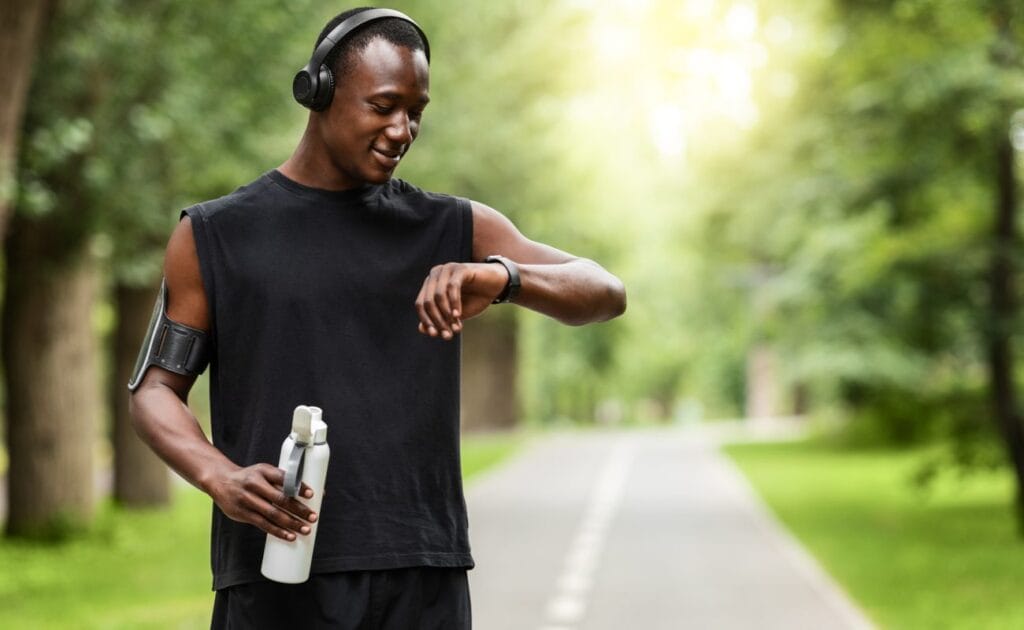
[764,15,794,44]
[591,21,637,63]
[569,0,789,161]
[724,3,758,40]
[714,59,752,101]
[683,0,717,20]
[648,103,687,158]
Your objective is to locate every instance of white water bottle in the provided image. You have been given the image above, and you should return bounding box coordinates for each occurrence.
[260,405,330,583]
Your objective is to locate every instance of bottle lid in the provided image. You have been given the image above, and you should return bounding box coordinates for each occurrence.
[309,406,328,444]
[291,405,327,445]
[291,405,313,444]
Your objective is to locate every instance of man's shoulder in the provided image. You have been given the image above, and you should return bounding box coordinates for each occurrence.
[387,177,432,198]
[181,172,274,222]
[386,178,466,209]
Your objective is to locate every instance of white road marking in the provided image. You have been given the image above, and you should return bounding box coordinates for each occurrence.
[540,441,634,629]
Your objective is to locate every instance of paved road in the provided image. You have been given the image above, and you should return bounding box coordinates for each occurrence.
[465,427,875,630]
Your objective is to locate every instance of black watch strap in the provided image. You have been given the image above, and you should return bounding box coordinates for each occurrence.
[485,255,521,304]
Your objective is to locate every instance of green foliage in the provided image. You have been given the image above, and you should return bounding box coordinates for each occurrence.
[17,0,320,285]
[684,0,1024,453]
[835,382,990,448]
[20,0,1024,439]
[727,439,1024,629]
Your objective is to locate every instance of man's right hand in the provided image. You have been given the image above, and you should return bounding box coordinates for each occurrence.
[207,463,318,541]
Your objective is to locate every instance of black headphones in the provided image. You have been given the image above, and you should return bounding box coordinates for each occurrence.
[292,8,431,112]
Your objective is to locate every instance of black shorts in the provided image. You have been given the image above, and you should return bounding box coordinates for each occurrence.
[210,567,471,630]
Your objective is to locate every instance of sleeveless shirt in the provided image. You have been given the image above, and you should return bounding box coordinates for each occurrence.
[183,169,475,590]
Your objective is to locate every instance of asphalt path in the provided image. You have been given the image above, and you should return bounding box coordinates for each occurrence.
[465,427,876,630]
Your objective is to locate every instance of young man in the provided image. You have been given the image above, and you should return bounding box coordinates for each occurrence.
[129,7,625,629]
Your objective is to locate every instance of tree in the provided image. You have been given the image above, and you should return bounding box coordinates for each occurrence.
[3,226,100,538]
[0,0,54,241]
[986,0,1024,526]
[112,284,168,506]
[687,0,1024,524]
[4,0,107,537]
[4,0,321,531]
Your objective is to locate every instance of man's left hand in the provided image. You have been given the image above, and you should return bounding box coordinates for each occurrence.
[414,262,509,340]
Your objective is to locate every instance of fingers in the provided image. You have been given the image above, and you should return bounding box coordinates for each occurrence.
[260,466,318,522]
[266,466,315,500]
[276,488,317,523]
[251,510,305,542]
[255,494,312,539]
[423,266,453,338]
[216,465,320,540]
[447,273,463,331]
[416,263,464,340]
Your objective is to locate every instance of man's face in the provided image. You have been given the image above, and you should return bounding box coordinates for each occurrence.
[319,37,430,188]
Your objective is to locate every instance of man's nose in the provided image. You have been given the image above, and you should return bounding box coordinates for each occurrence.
[385,113,414,144]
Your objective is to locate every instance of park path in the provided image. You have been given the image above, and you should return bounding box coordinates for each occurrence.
[465,426,876,630]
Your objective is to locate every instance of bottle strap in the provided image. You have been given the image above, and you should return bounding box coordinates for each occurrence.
[282,440,308,497]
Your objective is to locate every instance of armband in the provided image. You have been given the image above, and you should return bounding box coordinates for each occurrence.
[127,278,210,391]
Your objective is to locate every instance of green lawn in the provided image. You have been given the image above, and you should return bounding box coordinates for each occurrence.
[0,432,523,629]
[725,440,1024,630]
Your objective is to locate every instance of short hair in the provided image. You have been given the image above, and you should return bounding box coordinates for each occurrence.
[314,7,429,81]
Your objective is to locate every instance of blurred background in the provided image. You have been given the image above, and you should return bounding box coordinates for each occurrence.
[1,0,1023,627]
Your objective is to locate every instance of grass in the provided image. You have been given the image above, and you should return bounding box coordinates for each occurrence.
[0,431,523,629]
[460,431,524,479]
[724,440,1024,630]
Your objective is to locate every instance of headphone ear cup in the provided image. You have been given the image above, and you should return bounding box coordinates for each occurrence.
[310,64,335,111]
[292,69,316,108]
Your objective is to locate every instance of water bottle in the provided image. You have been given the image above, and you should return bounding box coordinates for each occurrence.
[260,405,330,583]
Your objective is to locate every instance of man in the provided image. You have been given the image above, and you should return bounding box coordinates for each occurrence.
[129,7,625,629]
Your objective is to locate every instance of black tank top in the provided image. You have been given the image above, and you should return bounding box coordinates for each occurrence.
[184,169,474,590]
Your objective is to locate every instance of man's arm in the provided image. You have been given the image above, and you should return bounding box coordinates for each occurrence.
[415,200,626,339]
[129,217,316,541]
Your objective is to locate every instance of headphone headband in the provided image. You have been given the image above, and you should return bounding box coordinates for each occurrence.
[293,8,430,111]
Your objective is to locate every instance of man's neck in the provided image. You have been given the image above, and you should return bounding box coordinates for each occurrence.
[278,122,361,191]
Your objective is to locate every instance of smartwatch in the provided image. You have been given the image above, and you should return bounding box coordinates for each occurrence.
[484,255,521,304]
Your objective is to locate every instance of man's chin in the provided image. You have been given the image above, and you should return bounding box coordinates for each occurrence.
[365,168,396,184]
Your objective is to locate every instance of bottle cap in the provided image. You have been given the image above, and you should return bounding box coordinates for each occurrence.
[308,406,328,444]
[291,406,314,444]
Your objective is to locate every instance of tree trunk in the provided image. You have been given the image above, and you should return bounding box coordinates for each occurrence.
[112,282,170,507]
[0,0,53,241]
[987,5,1024,533]
[792,383,809,416]
[745,344,780,420]
[3,215,99,538]
[460,309,518,432]
[988,134,1024,531]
